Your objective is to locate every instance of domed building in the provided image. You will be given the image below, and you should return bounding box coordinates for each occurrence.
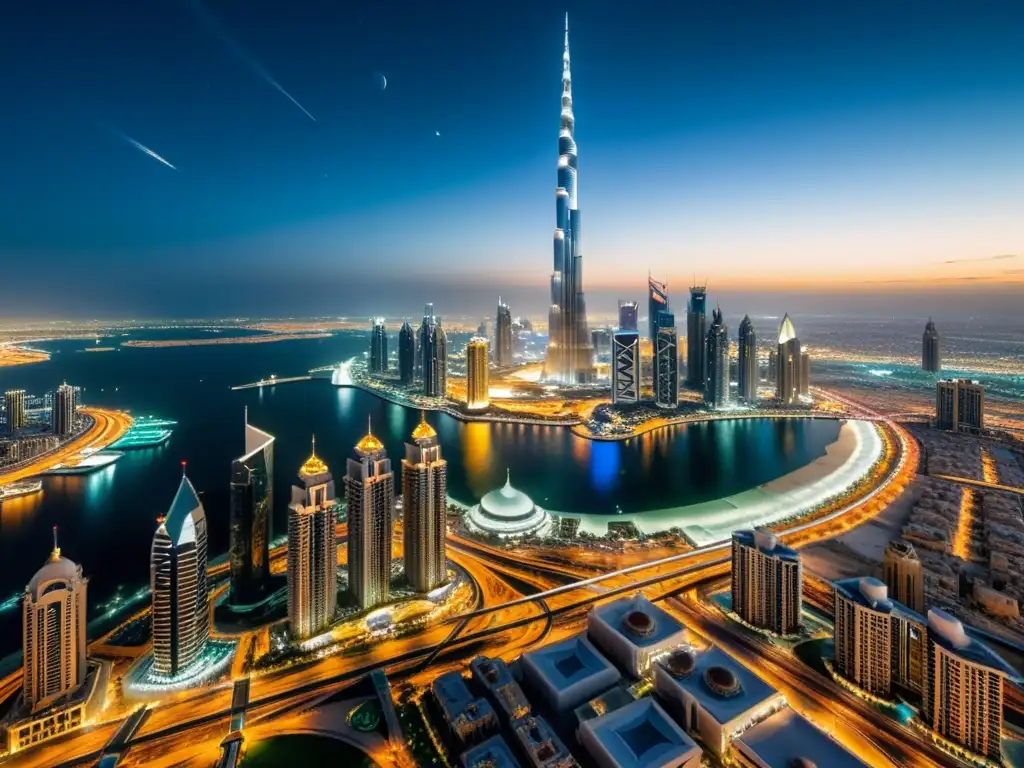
[464,472,552,539]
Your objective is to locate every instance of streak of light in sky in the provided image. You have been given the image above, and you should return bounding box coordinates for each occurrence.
[119,133,179,171]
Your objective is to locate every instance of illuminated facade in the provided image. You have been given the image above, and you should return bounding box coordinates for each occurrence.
[228,411,274,606]
[775,314,801,405]
[466,337,489,411]
[922,318,941,373]
[51,382,77,437]
[685,285,707,390]
[495,300,513,367]
[545,14,594,385]
[618,300,638,331]
[151,472,210,677]
[370,318,388,374]
[655,312,678,409]
[936,379,985,433]
[424,321,448,398]
[704,307,729,409]
[401,415,447,592]
[731,530,802,635]
[287,439,337,639]
[647,276,668,342]
[737,315,757,403]
[345,422,394,609]
[4,389,26,433]
[464,472,552,539]
[398,320,415,385]
[612,330,639,404]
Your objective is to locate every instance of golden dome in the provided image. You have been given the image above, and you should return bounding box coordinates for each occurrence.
[411,411,437,441]
[300,436,329,475]
[355,417,384,454]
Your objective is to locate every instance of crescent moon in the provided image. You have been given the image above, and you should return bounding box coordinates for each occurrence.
[382,74,387,90]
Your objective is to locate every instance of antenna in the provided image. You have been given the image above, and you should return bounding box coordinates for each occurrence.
[181,460,187,477]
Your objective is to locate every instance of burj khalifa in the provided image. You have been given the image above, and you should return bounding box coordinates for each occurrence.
[545,14,594,385]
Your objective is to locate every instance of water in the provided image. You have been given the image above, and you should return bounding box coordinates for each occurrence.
[0,330,838,657]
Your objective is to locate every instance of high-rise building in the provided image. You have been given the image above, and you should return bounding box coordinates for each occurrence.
[647,276,669,343]
[922,318,941,373]
[151,471,210,677]
[369,318,388,374]
[590,328,613,361]
[22,530,87,713]
[4,389,26,433]
[775,314,801,405]
[416,303,436,383]
[228,410,274,606]
[612,330,640,404]
[344,421,394,609]
[799,349,811,396]
[401,414,448,593]
[936,379,985,433]
[655,312,678,409]
[545,15,594,385]
[883,540,925,615]
[466,337,489,411]
[51,383,77,437]
[737,315,757,404]
[398,320,416,385]
[767,350,777,383]
[495,300,513,367]
[618,300,638,332]
[923,608,1013,761]
[704,308,729,409]
[731,530,802,635]
[287,438,337,640]
[685,284,707,390]
[424,322,448,398]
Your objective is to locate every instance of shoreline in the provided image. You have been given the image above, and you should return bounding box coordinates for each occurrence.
[121,332,332,348]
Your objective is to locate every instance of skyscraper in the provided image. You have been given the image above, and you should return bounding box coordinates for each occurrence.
[424,322,448,398]
[936,379,985,432]
[229,410,274,606]
[51,382,77,437]
[737,315,757,404]
[402,414,448,593]
[704,308,729,409]
[416,303,436,383]
[545,15,594,385]
[345,421,394,609]
[369,318,388,374]
[799,349,811,396]
[731,530,802,636]
[775,314,801,405]
[23,530,87,713]
[685,284,707,390]
[398,320,415,385]
[151,471,210,677]
[287,438,337,640]
[922,319,941,373]
[466,337,489,411]
[647,276,668,343]
[590,328,612,360]
[654,312,678,409]
[883,540,925,615]
[612,330,640,404]
[618,300,638,332]
[4,389,26,433]
[495,300,513,367]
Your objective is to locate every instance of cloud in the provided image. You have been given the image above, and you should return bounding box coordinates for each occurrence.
[941,254,1018,264]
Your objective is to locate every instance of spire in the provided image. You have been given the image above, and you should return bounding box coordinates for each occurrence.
[244,405,248,426]
[181,460,187,477]
[356,415,385,454]
[301,434,329,476]
[505,468,511,486]
[50,525,60,561]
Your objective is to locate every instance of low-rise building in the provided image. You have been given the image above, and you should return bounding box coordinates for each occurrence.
[732,707,866,767]
[578,698,702,768]
[469,656,530,721]
[510,714,578,767]
[587,594,687,678]
[431,671,498,746]
[461,734,520,768]
[522,636,621,714]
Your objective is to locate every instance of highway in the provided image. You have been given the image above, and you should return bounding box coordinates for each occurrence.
[931,473,1024,497]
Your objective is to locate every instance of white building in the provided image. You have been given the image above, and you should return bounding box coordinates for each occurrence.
[587,594,686,678]
[464,472,552,539]
[521,635,620,713]
[732,707,866,767]
[578,698,702,768]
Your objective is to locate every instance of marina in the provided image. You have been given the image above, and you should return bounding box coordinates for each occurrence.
[0,479,42,501]
[40,450,124,475]
[109,416,176,449]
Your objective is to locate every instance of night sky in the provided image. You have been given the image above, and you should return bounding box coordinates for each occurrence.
[1,0,1022,318]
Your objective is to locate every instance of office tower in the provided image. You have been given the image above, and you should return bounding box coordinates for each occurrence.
[228,410,274,606]
[545,14,594,385]
[495,300,513,367]
[345,421,395,609]
[655,312,678,409]
[369,318,388,374]
[936,379,985,432]
[732,530,802,635]
[685,284,707,390]
[799,349,811,396]
[398,320,415,385]
[775,314,801,404]
[402,414,447,592]
[151,471,210,677]
[923,609,1012,761]
[590,328,613,360]
[936,380,957,430]
[883,541,925,615]
[647,275,669,343]
[767,350,777,383]
[22,530,87,713]
[704,308,729,409]
[424,322,448,397]
[737,316,757,404]
[833,577,926,697]
[922,318,941,373]
[287,439,337,640]
[51,382,77,437]
[612,330,640,404]
[416,303,436,383]
[618,300,639,332]
[466,337,490,411]
[4,389,26,433]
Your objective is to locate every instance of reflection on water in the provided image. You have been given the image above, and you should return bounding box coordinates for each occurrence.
[590,441,620,493]
[0,492,44,530]
[461,422,493,498]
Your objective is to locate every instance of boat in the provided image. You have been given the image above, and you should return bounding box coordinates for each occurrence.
[109,416,176,450]
[0,479,43,500]
[41,451,124,475]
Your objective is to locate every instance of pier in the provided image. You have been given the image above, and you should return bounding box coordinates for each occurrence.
[230,375,311,391]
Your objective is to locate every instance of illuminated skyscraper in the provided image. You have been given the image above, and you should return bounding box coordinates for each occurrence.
[496,300,513,367]
[775,314,801,405]
[647,276,668,343]
[737,315,757,404]
[369,318,388,374]
[922,319,941,373]
[151,471,210,677]
[287,439,337,640]
[936,379,984,433]
[612,330,640,404]
[51,382,77,437]
[618,300,638,332]
[23,530,87,713]
[732,530,802,636]
[402,414,447,592]
[883,540,925,615]
[345,421,394,609]
[229,410,274,606]
[424,322,448,398]
[704,308,729,409]
[799,349,811,396]
[4,389,26,433]
[655,312,678,409]
[416,303,436,383]
[398,320,415,385]
[466,337,489,411]
[545,14,594,385]
[685,284,707,390]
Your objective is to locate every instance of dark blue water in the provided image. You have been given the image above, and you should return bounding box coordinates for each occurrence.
[0,330,839,656]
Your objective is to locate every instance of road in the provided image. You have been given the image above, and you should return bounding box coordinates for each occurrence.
[931,473,1024,497]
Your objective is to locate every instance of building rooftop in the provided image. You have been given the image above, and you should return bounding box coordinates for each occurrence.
[160,474,205,546]
[411,412,437,441]
[470,656,530,721]
[511,715,578,767]
[733,529,799,563]
[927,608,1018,678]
[461,734,520,768]
[833,577,926,624]
[778,314,797,345]
[733,707,866,768]
[481,473,536,520]
[432,671,496,727]
[578,698,700,768]
[299,435,329,476]
[588,594,686,650]
[524,636,619,691]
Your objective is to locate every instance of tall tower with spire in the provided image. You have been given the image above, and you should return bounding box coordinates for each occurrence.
[402,413,448,593]
[545,14,594,385]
